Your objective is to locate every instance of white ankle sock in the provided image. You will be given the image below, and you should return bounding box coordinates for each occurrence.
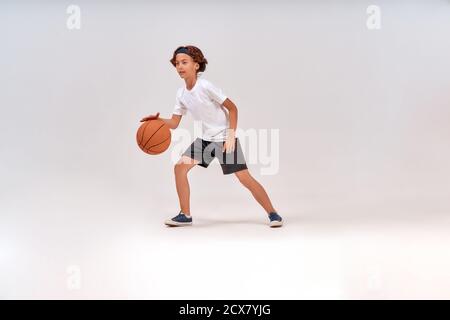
[181,212,191,217]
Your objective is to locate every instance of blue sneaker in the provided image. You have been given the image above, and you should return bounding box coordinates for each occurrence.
[165,212,193,227]
[268,212,283,227]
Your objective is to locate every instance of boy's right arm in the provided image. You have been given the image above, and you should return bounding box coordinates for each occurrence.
[140,112,182,129]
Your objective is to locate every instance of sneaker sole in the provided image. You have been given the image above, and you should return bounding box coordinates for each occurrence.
[165,220,193,227]
[269,221,283,228]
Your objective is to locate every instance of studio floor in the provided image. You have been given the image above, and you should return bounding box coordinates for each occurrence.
[2,189,449,299]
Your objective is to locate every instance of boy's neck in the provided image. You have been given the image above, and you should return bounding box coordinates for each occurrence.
[185,76,197,90]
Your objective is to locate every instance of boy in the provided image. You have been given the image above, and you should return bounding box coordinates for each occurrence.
[140,45,283,227]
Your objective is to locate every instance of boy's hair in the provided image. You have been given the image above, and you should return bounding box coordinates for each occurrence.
[170,45,208,73]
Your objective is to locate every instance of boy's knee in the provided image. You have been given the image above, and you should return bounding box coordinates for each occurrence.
[174,162,184,173]
[174,162,190,175]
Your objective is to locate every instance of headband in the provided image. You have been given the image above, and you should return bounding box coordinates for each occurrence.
[175,47,191,56]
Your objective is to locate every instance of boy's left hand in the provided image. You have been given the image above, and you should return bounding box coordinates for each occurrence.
[223,130,236,153]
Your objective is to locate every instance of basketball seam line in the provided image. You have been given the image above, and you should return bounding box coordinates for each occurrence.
[146,135,171,151]
[142,123,166,149]
[139,121,151,145]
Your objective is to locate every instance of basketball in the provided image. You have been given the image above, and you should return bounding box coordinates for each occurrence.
[136,119,171,155]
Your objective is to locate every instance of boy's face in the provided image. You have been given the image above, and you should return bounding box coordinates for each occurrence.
[175,53,198,79]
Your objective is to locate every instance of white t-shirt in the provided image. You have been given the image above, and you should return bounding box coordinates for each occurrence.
[173,77,229,142]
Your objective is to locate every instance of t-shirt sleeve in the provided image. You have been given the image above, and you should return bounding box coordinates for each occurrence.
[173,89,187,115]
[204,80,228,105]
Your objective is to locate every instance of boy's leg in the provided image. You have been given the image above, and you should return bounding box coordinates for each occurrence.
[174,156,199,215]
[234,169,277,215]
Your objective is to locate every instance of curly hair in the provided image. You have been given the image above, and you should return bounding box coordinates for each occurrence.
[169,45,208,74]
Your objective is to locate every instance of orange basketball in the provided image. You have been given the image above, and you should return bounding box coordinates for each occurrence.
[136,119,171,155]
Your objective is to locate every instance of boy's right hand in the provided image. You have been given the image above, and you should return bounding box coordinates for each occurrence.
[140,112,160,122]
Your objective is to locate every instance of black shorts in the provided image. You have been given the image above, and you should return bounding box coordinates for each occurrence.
[182,137,248,175]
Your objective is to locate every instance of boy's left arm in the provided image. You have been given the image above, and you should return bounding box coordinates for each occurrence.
[222,98,237,153]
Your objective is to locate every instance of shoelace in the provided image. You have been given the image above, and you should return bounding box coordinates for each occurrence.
[175,213,190,221]
[269,213,281,221]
